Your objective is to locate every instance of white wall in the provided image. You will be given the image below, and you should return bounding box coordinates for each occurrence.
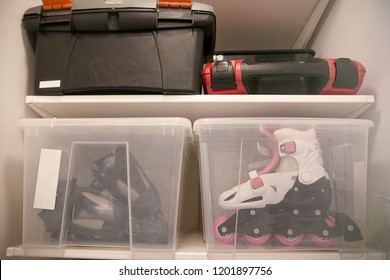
[0,0,40,259]
[310,0,390,255]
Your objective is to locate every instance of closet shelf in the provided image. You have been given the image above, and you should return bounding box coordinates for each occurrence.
[6,231,383,260]
[26,95,374,121]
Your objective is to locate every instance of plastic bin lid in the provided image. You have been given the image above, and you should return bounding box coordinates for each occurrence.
[18,117,192,129]
[193,117,374,134]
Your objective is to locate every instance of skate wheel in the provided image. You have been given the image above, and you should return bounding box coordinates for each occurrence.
[213,216,237,244]
[275,234,305,247]
[309,234,338,247]
[243,233,271,245]
[310,216,338,247]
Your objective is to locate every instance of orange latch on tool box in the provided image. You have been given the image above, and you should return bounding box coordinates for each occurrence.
[158,0,192,9]
[42,0,72,11]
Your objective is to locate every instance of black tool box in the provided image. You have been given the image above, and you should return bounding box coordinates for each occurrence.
[23,0,216,95]
[203,50,366,95]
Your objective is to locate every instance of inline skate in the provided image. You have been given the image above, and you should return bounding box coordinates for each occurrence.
[214,126,362,247]
[40,145,169,244]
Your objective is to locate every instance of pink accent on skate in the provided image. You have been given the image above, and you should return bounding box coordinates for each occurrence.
[310,234,338,247]
[244,233,272,245]
[258,125,280,175]
[250,177,263,189]
[275,233,305,247]
[283,141,296,153]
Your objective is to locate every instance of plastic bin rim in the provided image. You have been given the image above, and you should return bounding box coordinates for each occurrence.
[193,117,374,133]
[18,117,192,129]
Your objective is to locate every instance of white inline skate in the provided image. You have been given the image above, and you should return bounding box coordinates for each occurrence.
[214,126,362,247]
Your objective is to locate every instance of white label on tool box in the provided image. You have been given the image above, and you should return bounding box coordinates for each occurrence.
[104,0,124,5]
[33,149,62,210]
[39,80,61,89]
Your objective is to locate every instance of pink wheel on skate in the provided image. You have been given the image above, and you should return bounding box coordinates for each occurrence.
[275,233,305,247]
[310,216,338,247]
[213,216,237,244]
[243,233,272,245]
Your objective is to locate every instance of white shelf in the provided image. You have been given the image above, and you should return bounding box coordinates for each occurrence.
[26,95,374,121]
[6,232,206,260]
[7,231,383,260]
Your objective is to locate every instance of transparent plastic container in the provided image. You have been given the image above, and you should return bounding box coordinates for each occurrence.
[18,117,193,259]
[194,118,373,259]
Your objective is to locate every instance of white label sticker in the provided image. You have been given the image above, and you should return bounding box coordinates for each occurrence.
[33,149,62,210]
[39,80,61,89]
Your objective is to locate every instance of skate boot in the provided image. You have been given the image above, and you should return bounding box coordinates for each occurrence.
[90,147,169,244]
[214,126,362,247]
[40,145,169,245]
[39,178,130,243]
[38,178,128,243]
[68,181,130,243]
[89,145,128,203]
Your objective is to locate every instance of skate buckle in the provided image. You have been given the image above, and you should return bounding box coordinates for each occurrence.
[280,141,296,154]
[249,170,263,189]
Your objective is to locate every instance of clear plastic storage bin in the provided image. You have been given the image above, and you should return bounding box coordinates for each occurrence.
[18,118,193,259]
[194,118,373,259]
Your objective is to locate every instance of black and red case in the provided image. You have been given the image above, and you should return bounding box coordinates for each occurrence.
[203,50,366,95]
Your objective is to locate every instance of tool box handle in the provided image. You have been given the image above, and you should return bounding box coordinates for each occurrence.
[42,0,72,10]
[158,0,192,8]
[239,59,328,80]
